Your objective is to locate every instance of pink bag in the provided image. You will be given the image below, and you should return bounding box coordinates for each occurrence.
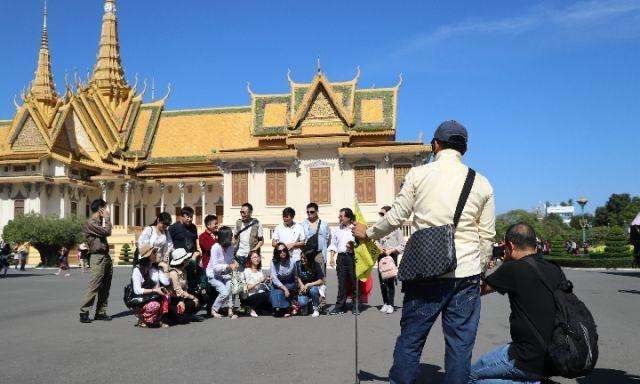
[378,255,398,280]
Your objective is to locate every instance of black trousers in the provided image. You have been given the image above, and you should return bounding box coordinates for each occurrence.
[378,252,398,306]
[168,296,197,323]
[335,252,356,310]
[241,291,272,314]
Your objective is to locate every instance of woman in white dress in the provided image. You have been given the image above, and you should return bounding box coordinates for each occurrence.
[137,212,174,264]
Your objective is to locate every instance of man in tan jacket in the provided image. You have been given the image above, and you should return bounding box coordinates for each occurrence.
[354,120,496,384]
[79,198,113,323]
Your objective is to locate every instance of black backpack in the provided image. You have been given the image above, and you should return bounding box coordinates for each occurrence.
[523,258,598,378]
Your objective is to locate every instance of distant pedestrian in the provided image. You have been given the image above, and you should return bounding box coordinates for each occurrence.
[16,242,29,271]
[79,199,113,323]
[631,213,640,267]
[0,238,10,277]
[375,206,405,314]
[55,246,71,277]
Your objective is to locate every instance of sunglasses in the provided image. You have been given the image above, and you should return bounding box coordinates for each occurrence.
[378,212,385,217]
[306,210,317,214]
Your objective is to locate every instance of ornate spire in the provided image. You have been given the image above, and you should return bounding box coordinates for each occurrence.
[91,0,129,96]
[29,0,57,103]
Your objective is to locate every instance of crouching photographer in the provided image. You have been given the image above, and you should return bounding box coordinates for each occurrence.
[469,222,563,383]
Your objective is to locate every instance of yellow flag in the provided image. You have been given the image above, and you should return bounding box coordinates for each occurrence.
[354,199,380,281]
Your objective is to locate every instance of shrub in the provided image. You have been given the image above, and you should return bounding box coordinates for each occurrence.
[549,235,566,258]
[604,226,631,258]
[545,256,633,269]
[119,243,132,265]
[2,213,84,266]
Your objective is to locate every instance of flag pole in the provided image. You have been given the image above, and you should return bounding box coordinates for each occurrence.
[354,267,360,384]
[354,194,360,384]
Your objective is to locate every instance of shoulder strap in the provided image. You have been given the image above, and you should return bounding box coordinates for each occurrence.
[237,219,257,236]
[453,168,476,228]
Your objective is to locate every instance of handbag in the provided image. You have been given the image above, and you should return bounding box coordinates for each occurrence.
[123,281,162,308]
[398,168,476,282]
[230,270,247,297]
[378,255,398,280]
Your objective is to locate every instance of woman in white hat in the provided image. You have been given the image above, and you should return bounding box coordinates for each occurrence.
[167,248,200,323]
[132,245,170,327]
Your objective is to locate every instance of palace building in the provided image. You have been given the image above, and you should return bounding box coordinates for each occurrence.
[0,1,430,262]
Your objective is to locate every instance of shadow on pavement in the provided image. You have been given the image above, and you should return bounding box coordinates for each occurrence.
[111,309,133,319]
[603,271,640,278]
[619,289,640,295]
[575,368,640,383]
[359,363,444,383]
[0,273,47,279]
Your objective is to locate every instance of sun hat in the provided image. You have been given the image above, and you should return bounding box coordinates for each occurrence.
[138,245,156,260]
[78,243,88,251]
[170,248,193,266]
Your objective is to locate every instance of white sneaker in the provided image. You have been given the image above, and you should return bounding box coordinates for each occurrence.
[386,306,394,314]
[379,305,388,312]
[312,309,320,318]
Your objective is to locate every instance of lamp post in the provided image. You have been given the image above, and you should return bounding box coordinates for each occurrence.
[577,197,589,250]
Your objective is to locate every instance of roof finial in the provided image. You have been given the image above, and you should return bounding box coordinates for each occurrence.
[286,68,294,85]
[151,77,156,100]
[13,94,21,110]
[161,83,172,102]
[132,73,139,92]
[316,57,321,73]
[91,0,129,95]
[246,81,254,96]
[394,73,404,89]
[353,66,361,82]
[139,78,148,98]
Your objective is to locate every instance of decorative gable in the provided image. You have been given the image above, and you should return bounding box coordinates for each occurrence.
[11,116,48,152]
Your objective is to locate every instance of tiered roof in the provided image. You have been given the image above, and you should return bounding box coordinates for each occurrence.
[0,1,429,181]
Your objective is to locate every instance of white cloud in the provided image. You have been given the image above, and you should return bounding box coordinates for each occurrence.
[397,0,640,56]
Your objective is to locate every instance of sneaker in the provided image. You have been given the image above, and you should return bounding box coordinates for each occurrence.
[386,306,394,314]
[79,313,91,323]
[312,307,320,318]
[328,307,345,316]
[250,310,259,318]
[380,304,389,312]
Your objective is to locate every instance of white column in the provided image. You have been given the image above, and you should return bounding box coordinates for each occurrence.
[59,185,66,219]
[130,182,136,227]
[160,183,165,213]
[99,180,107,201]
[139,184,145,225]
[199,180,206,226]
[123,181,130,230]
[178,181,185,209]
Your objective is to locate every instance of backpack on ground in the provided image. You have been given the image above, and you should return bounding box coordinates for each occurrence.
[523,258,598,378]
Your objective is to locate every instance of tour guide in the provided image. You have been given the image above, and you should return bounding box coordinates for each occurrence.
[353,120,496,384]
[79,198,114,323]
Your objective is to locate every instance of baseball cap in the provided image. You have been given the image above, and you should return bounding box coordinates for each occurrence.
[433,120,468,143]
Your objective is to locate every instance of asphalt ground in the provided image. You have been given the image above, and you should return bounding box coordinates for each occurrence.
[1,266,639,384]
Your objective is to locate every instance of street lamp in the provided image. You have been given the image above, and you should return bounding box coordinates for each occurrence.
[577,197,589,251]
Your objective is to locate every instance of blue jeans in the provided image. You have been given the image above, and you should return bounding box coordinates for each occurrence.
[298,286,320,309]
[389,275,481,384]
[468,344,542,384]
[270,282,297,309]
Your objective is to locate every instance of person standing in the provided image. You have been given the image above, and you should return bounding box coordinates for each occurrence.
[79,199,114,323]
[353,120,496,384]
[376,206,405,314]
[328,208,358,316]
[198,214,218,269]
[55,246,71,277]
[272,207,306,263]
[302,203,331,275]
[234,203,264,272]
[16,242,29,271]
[631,213,640,267]
[168,207,198,254]
[77,243,90,272]
[0,238,10,277]
[206,226,240,319]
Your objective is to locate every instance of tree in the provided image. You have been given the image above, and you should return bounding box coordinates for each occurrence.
[570,214,594,230]
[119,243,132,265]
[2,213,84,266]
[604,226,631,258]
[593,194,640,227]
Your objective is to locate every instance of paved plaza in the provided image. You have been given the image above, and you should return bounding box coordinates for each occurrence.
[1,266,639,384]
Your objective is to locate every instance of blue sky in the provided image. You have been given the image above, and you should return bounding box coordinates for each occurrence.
[1,0,638,214]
